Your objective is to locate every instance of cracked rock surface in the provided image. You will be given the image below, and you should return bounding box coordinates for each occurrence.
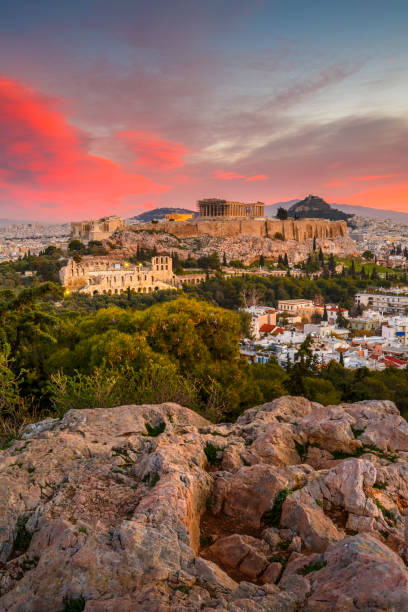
[1,397,408,610]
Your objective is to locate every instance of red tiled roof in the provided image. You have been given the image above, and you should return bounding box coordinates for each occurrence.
[260,324,275,333]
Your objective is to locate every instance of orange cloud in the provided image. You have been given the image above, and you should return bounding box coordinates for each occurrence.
[348,174,401,182]
[0,76,169,219]
[214,170,268,182]
[346,181,408,211]
[118,130,189,170]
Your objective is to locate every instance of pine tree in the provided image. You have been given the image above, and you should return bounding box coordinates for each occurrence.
[313,236,316,251]
[328,253,336,275]
[339,351,344,366]
[283,253,289,267]
[278,254,283,265]
[222,252,227,266]
[351,259,356,279]
[318,248,324,263]
[259,254,265,267]
[322,305,328,321]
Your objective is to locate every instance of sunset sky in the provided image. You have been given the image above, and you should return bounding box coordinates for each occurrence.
[0,0,407,221]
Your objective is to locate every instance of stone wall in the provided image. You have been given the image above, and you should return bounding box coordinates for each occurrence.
[137,218,347,241]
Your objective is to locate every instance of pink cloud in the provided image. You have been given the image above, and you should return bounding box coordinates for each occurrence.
[348,174,401,182]
[0,76,170,220]
[213,170,269,182]
[118,130,189,170]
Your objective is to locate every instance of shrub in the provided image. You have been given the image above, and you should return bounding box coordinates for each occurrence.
[62,596,86,612]
[262,488,291,527]
[204,443,222,465]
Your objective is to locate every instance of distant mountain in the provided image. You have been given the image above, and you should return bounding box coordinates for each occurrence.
[265,200,408,223]
[286,194,352,221]
[129,207,197,223]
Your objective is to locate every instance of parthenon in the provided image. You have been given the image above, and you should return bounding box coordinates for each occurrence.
[198,198,264,218]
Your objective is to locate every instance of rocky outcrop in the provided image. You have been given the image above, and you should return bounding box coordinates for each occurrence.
[113,228,356,265]
[134,217,348,241]
[2,397,408,610]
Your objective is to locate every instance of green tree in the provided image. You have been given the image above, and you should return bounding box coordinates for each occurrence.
[68,240,86,253]
[276,207,288,220]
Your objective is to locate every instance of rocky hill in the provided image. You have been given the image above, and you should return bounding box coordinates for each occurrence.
[288,195,352,222]
[2,397,408,610]
[112,218,356,264]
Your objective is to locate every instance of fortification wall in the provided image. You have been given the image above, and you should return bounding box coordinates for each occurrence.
[135,218,347,241]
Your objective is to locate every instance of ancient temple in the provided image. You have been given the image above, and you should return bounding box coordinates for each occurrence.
[198,198,264,218]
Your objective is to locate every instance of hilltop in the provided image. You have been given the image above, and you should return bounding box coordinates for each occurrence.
[286,195,352,222]
[1,396,408,610]
[266,200,408,223]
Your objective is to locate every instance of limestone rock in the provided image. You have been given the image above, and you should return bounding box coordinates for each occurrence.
[2,397,408,610]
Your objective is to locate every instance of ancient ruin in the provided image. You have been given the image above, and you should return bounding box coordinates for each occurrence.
[59,256,206,294]
[198,198,264,218]
[70,216,125,243]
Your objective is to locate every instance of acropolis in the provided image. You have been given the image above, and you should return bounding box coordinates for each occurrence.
[198,198,264,218]
[70,215,124,243]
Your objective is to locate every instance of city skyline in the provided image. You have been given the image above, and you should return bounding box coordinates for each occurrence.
[0,0,407,221]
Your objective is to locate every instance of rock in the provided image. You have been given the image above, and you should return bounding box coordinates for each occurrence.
[194,557,238,591]
[260,562,282,584]
[281,489,343,552]
[305,534,408,611]
[2,397,408,610]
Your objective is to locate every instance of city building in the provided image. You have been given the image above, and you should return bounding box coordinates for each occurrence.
[244,306,277,340]
[70,216,125,243]
[198,198,264,218]
[355,292,408,315]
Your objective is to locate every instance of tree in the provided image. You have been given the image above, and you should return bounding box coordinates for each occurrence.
[328,254,336,275]
[313,236,316,251]
[283,253,289,267]
[336,309,349,329]
[370,266,378,280]
[322,304,328,321]
[339,351,344,366]
[276,207,288,220]
[222,252,227,266]
[68,240,85,253]
[259,254,265,267]
[318,248,324,264]
[362,250,374,260]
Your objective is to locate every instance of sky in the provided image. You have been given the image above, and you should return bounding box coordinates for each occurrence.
[0,0,407,221]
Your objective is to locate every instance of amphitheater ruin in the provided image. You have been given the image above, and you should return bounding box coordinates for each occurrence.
[59,256,207,295]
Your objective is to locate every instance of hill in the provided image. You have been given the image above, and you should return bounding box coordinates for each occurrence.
[287,195,351,221]
[266,200,408,223]
[129,207,197,223]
